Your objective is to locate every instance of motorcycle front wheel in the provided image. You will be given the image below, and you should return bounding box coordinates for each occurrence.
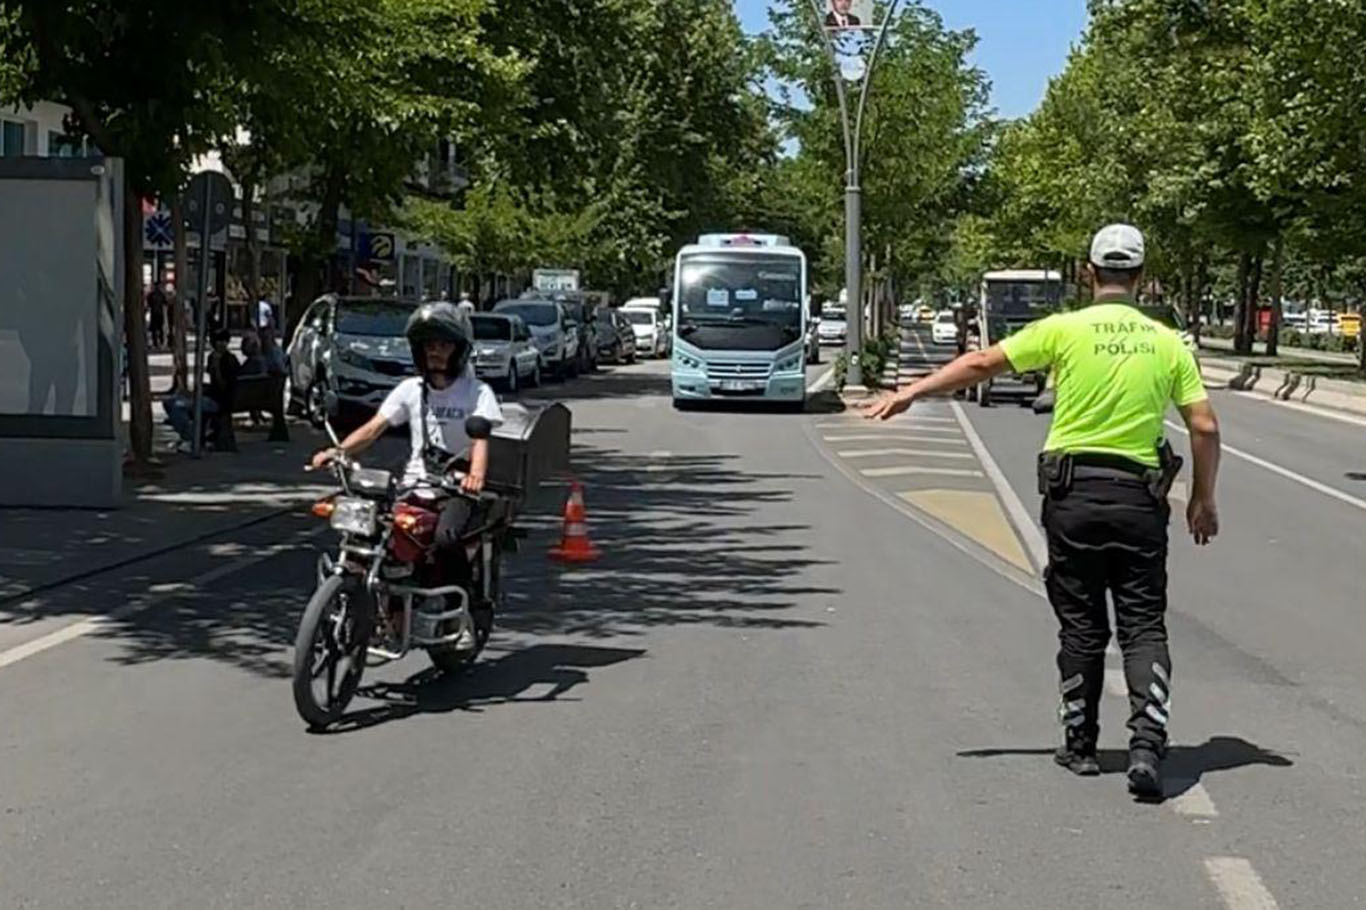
[292,573,374,730]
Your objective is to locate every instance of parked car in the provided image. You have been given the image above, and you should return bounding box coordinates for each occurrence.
[493,299,574,379]
[471,313,541,392]
[620,306,669,358]
[287,294,418,427]
[551,294,603,374]
[898,302,918,322]
[805,316,821,365]
[818,306,848,346]
[596,308,638,364]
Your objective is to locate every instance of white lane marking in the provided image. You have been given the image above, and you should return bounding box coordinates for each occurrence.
[0,533,322,672]
[1267,396,1366,428]
[836,448,975,460]
[1165,419,1366,514]
[1204,857,1280,909]
[860,466,984,479]
[822,434,967,445]
[1171,783,1219,819]
[889,415,957,424]
[1105,667,1128,697]
[952,402,1050,572]
[834,424,963,436]
[807,365,837,394]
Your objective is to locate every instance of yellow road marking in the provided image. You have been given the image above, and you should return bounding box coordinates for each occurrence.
[897,489,1032,573]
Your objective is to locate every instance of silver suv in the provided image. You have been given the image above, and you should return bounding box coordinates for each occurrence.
[287,295,417,425]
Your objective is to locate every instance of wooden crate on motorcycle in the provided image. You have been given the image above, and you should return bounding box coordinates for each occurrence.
[486,402,572,501]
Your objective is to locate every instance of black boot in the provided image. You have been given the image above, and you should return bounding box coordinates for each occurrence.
[1127,745,1162,797]
[1055,732,1100,776]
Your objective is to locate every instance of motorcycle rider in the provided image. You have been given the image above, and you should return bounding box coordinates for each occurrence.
[310,301,503,648]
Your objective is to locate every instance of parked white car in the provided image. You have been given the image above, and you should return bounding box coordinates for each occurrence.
[493,299,575,379]
[621,307,669,357]
[471,313,541,392]
[930,310,958,345]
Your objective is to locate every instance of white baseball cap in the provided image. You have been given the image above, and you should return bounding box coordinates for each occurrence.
[1089,223,1145,269]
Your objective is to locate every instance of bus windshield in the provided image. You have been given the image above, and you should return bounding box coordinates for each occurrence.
[678,256,803,330]
[984,280,1060,316]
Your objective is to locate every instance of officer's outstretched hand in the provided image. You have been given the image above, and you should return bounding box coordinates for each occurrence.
[860,390,912,421]
[1186,496,1219,546]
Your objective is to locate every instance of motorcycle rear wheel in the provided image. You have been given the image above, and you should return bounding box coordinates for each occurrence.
[292,574,373,730]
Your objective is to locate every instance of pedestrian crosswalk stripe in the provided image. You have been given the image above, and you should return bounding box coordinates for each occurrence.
[836,448,975,460]
[896,489,1030,572]
[862,465,984,478]
[822,434,967,445]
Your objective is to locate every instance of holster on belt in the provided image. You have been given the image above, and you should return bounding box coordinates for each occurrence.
[1037,451,1074,497]
[1147,438,1184,502]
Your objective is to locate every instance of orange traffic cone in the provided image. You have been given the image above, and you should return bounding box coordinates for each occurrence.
[549,482,601,563]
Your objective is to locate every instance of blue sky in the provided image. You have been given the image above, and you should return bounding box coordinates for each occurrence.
[733,0,1089,119]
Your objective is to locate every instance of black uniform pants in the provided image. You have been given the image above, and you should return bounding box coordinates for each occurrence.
[1042,474,1172,753]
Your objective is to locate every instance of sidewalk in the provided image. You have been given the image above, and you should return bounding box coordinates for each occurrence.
[1201,334,1360,366]
[0,417,333,603]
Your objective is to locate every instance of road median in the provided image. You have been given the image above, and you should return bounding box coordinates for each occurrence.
[1198,349,1366,418]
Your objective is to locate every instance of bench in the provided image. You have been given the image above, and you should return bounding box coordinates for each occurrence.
[210,373,289,450]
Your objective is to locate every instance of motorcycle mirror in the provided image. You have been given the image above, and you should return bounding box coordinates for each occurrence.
[465,416,493,440]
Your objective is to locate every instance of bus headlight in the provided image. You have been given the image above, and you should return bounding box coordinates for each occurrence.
[675,352,702,370]
[775,354,802,373]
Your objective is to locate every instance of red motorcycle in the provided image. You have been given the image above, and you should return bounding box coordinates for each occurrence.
[291,415,515,730]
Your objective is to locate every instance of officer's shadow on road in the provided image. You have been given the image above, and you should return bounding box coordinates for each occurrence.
[956,736,1294,804]
[323,642,647,734]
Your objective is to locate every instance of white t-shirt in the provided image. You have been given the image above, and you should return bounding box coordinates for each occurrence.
[378,373,503,486]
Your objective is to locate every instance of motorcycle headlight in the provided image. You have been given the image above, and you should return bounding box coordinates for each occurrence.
[330,497,377,536]
[338,348,372,370]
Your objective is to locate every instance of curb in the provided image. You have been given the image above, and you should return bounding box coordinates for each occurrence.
[1198,353,1366,417]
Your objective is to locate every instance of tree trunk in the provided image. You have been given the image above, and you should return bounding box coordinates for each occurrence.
[1233,252,1251,353]
[1245,251,1264,353]
[290,167,344,337]
[170,196,190,394]
[1266,236,1284,356]
[1192,255,1208,346]
[123,181,155,468]
[241,175,262,320]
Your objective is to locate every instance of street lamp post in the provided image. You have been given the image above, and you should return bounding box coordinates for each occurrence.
[806,0,901,391]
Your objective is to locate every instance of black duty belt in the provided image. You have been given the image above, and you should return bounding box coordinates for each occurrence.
[1069,452,1152,480]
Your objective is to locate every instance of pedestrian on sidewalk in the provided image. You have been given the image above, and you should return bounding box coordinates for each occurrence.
[148,283,167,350]
[861,223,1223,799]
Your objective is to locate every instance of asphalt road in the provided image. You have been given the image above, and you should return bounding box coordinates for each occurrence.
[2,342,1360,908]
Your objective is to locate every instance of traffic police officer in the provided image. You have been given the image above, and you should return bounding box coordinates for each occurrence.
[862,224,1222,797]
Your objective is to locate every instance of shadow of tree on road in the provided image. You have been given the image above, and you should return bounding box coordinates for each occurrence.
[69,434,836,686]
[501,441,838,640]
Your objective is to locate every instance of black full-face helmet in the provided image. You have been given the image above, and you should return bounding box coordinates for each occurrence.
[405,301,472,379]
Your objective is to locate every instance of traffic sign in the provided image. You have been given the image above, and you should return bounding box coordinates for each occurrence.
[533,268,580,292]
[144,212,174,247]
[184,171,234,236]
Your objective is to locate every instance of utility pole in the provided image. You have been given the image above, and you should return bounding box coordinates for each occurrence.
[805,0,901,392]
